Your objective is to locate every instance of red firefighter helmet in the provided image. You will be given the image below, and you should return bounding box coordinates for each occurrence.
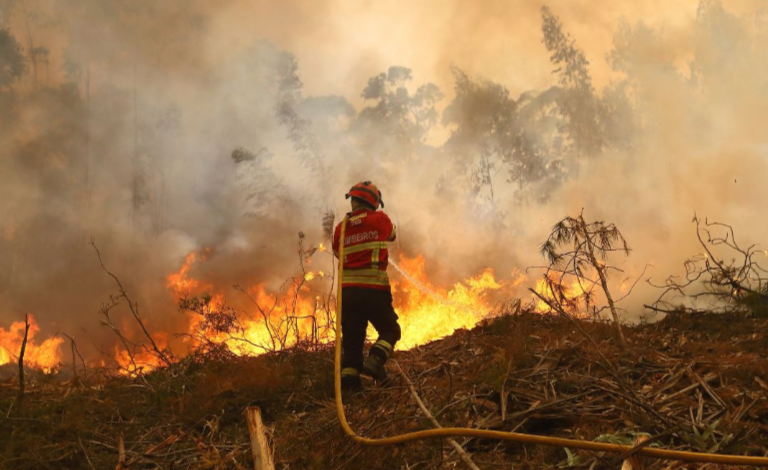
[345,181,384,209]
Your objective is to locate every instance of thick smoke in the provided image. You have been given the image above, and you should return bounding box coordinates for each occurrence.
[1,0,766,363]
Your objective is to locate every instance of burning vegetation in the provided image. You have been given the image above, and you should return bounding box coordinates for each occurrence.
[1,0,768,468]
[0,314,61,373]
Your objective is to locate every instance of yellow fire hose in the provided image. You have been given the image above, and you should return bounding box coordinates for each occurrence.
[334,216,768,466]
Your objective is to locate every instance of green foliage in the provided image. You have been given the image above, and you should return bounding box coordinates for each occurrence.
[297,95,355,124]
[0,27,24,89]
[178,294,241,336]
[439,6,641,212]
[274,48,328,180]
[594,430,655,446]
[442,67,516,205]
[560,447,583,467]
[353,66,444,150]
[541,6,604,157]
[680,419,734,453]
[541,7,593,92]
[231,146,286,217]
[540,213,630,271]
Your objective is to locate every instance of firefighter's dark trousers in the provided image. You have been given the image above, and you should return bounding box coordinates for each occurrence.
[341,287,401,373]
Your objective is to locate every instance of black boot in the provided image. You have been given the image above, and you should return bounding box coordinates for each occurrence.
[341,367,362,391]
[362,351,388,383]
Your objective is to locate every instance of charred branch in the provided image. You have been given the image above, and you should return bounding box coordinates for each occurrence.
[647,216,768,315]
[62,333,88,384]
[17,313,30,404]
[90,240,172,369]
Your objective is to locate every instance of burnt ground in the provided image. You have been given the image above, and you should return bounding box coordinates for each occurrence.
[1,310,767,470]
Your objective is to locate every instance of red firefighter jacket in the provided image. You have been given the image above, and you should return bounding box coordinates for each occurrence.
[332,208,396,290]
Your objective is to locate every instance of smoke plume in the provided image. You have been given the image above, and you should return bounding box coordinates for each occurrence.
[1,0,766,364]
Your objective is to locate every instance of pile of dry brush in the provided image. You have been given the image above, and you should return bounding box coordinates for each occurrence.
[2,308,768,469]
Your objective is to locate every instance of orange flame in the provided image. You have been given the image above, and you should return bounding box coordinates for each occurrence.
[0,315,63,373]
[391,255,506,348]
[162,249,525,360]
[238,285,326,353]
[113,330,171,374]
[532,275,587,314]
[619,278,630,294]
[154,249,558,369]
[167,252,209,296]
[304,271,327,281]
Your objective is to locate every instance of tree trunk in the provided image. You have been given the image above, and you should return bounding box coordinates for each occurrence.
[132,49,139,234]
[85,66,91,205]
[398,364,481,470]
[583,227,628,347]
[20,0,38,89]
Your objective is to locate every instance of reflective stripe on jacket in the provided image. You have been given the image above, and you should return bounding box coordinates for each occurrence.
[332,209,396,290]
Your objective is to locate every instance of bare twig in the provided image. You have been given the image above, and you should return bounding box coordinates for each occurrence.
[99,296,138,372]
[62,333,87,383]
[235,285,279,352]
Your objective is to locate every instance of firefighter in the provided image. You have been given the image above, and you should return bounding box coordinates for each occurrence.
[333,181,401,390]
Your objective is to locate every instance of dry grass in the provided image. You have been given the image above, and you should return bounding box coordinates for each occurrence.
[1,309,767,469]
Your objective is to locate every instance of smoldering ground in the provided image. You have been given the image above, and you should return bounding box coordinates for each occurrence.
[0,0,766,364]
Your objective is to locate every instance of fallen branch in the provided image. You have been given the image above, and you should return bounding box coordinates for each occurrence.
[689,370,726,409]
[656,373,718,405]
[143,432,184,457]
[115,432,127,470]
[643,305,712,315]
[530,288,676,429]
[78,436,97,470]
[245,406,274,470]
[396,362,481,470]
